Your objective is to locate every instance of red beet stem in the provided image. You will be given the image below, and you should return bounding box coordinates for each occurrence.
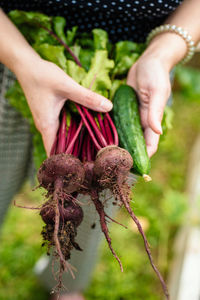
[65,120,83,154]
[105,214,127,229]
[65,117,73,149]
[41,25,82,67]
[72,135,79,157]
[116,184,169,300]
[77,127,86,158]
[97,113,107,141]
[75,104,101,150]
[105,113,119,146]
[57,109,66,154]
[103,114,114,145]
[50,134,58,156]
[81,132,87,162]
[91,190,123,272]
[66,118,77,152]
[86,134,92,162]
[42,27,117,151]
[89,74,97,89]
[81,107,107,148]
[91,139,96,161]
[70,118,77,140]
[14,200,40,210]
[53,179,67,269]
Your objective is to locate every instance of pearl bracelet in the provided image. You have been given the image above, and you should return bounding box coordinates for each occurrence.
[146,24,196,64]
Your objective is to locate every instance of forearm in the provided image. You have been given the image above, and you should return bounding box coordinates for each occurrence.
[144,0,200,70]
[166,0,200,42]
[0,9,40,76]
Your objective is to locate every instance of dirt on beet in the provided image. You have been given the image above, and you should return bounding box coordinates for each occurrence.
[37,153,85,194]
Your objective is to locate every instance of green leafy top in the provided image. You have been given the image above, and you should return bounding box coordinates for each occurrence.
[6,10,156,168]
[81,50,114,97]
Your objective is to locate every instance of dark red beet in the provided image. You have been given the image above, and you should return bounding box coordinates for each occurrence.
[40,201,83,227]
[94,146,133,188]
[93,146,169,299]
[40,204,55,224]
[37,153,85,193]
[60,202,83,227]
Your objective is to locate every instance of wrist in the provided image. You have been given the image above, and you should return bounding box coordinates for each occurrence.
[11,46,41,79]
[144,32,187,71]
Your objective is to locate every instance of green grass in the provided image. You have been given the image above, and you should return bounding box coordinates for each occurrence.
[0,91,200,300]
[0,188,48,300]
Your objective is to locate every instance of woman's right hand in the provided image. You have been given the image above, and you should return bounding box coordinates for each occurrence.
[0,9,112,156]
[15,56,113,156]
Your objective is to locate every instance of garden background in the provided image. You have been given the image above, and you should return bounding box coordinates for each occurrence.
[0,57,200,300]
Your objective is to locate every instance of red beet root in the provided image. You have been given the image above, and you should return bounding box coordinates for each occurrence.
[40,200,83,227]
[39,29,169,299]
[93,145,169,300]
[37,153,85,194]
[94,145,133,188]
[91,189,123,272]
[37,153,85,292]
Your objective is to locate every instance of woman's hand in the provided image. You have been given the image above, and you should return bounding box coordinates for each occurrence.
[127,32,188,158]
[127,52,171,158]
[127,0,200,158]
[0,9,112,156]
[15,57,112,156]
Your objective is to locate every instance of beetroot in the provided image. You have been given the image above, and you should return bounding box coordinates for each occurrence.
[93,145,169,299]
[31,28,169,300]
[94,146,133,187]
[40,200,83,227]
[91,189,123,272]
[75,105,169,300]
[37,153,85,194]
[37,151,85,292]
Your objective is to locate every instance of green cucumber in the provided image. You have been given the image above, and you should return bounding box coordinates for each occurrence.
[113,85,151,179]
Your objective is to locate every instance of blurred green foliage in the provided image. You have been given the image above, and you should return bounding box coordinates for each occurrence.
[175,66,200,101]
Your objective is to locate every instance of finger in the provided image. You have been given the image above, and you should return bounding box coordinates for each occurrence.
[41,120,59,157]
[127,64,137,90]
[148,85,171,134]
[62,76,113,112]
[33,99,64,157]
[144,127,160,158]
[138,92,150,130]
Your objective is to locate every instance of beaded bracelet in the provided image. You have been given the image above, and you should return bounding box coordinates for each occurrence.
[146,24,196,64]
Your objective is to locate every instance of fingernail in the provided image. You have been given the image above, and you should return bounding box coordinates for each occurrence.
[99,100,113,112]
[157,123,163,135]
[147,147,152,158]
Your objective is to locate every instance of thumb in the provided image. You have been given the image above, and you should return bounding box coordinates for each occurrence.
[41,119,59,157]
[61,75,113,112]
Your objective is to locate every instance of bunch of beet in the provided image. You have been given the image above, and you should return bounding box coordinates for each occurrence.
[36,104,169,299]
[27,28,169,298]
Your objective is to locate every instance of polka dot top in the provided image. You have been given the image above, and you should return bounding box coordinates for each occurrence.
[2,0,183,43]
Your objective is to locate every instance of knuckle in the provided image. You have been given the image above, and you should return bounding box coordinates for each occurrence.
[82,94,93,106]
[83,91,100,107]
[38,119,56,133]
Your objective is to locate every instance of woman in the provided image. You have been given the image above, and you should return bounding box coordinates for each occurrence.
[0,1,200,299]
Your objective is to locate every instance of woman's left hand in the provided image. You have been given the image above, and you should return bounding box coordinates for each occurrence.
[127,45,172,158]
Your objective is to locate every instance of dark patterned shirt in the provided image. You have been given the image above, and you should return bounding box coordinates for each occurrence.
[1,0,183,42]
